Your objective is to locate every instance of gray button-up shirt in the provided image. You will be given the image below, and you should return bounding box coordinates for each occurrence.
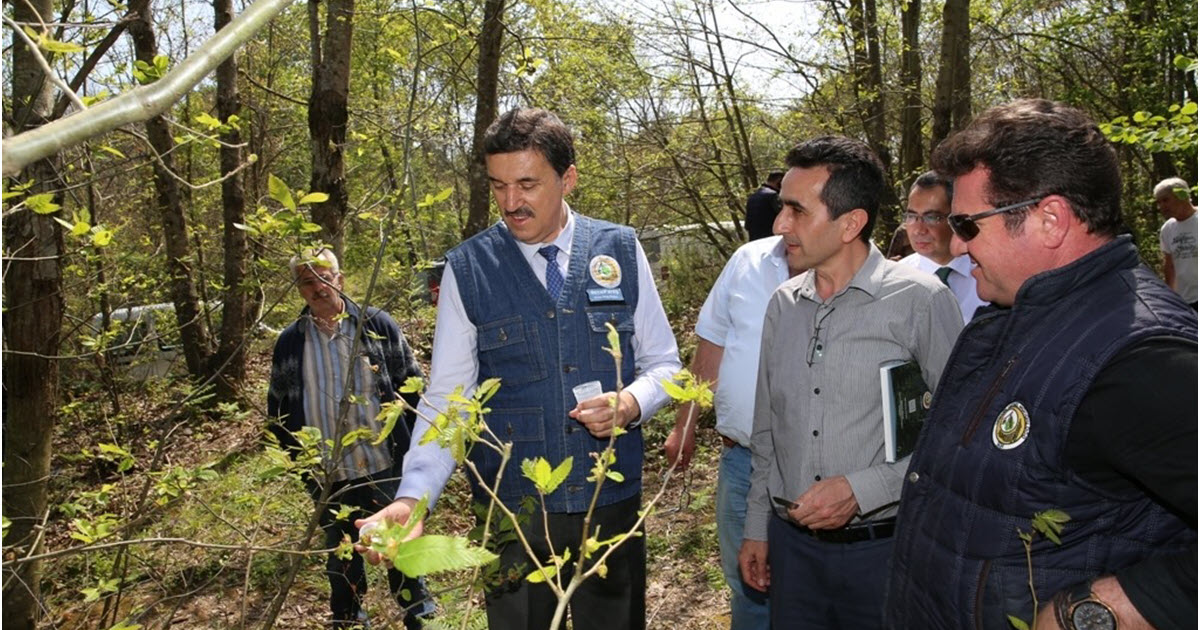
[745,245,962,540]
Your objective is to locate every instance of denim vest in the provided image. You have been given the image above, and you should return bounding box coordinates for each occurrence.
[887,237,1197,629]
[446,215,641,513]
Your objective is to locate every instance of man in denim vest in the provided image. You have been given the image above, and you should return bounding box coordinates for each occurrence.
[359,108,680,630]
[887,100,1196,629]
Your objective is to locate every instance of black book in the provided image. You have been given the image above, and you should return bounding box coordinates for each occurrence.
[880,360,932,462]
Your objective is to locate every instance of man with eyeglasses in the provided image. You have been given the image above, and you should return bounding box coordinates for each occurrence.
[898,171,989,322]
[738,136,962,628]
[887,99,1197,630]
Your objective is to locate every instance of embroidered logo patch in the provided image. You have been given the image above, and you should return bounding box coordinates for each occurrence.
[589,255,622,288]
[992,401,1031,450]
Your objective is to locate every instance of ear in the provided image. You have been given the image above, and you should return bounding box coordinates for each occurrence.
[840,208,869,244]
[561,164,578,197]
[1035,196,1072,249]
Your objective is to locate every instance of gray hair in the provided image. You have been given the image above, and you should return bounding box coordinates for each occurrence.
[1154,177,1191,200]
[289,247,340,280]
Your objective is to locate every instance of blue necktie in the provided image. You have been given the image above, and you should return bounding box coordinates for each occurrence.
[538,245,564,300]
[935,267,953,286]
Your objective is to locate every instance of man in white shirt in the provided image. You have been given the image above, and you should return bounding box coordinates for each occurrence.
[665,229,801,629]
[358,108,680,630]
[1155,177,1198,309]
[898,171,989,322]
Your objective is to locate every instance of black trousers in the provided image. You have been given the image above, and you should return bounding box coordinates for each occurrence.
[767,514,892,629]
[484,494,645,630]
[308,471,433,627]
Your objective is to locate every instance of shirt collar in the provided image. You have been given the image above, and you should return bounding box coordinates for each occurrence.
[512,204,575,263]
[794,243,887,302]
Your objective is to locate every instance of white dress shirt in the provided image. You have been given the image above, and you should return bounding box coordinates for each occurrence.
[694,236,790,447]
[397,208,681,507]
[899,252,989,323]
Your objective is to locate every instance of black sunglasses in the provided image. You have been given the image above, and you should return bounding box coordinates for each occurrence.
[947,197,1044,241]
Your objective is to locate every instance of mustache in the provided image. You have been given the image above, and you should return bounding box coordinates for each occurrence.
[505,206,534,219]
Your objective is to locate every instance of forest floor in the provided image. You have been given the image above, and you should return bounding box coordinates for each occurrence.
[40,333,730,630]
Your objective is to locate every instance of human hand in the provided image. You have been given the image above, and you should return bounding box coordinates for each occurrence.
[788,476,859,530]
[354,497,422,566]
[569,391,639,438]
[738,539,770,592]
[664,408,697,471]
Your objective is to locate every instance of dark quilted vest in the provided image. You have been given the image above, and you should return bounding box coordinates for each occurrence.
[886,237,1197,629]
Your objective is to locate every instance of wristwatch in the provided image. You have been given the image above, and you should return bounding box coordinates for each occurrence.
[1055,581,1116,630]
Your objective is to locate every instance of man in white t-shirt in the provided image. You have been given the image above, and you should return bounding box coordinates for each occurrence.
[898,171,989,323]
[665,227,801,629]
[1155,177,1198,309]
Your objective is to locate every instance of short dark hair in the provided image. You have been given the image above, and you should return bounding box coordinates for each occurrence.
[483,108,576,176]
[785,136,885,243]
[931,99,1121,237]
[911,170,953,201]
[767,170,785,184]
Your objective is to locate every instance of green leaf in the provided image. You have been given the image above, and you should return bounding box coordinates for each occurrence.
[194,112,223,130]
[386,535,498,576]
[661,379,688,402]
[1007,615,1030,630]
[525,564,558,583]
[1182,102,1198,116]
[605,470,625,483]
[1132,111,1149,123]
[25,193,60,214]
[547,457,572,494]
[298,192,330,205]
[373,402,404,445]
[91,228,114,247]
[268,174,296,211]
[97,145,126,159]
[399,376,425,394]
[604,322,621,357]
[39,33,85,54]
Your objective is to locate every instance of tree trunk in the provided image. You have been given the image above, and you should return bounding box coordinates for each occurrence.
[847,0,899,229]
[3,0,63,625]
[898,0,924,189]
[307,0,354,258]
[463,0,506,240]
[128,0,213,380]
[211,0,250,401]
[931,0,971,154]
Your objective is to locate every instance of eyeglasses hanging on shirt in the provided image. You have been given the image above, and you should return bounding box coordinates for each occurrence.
[806,305,837,367]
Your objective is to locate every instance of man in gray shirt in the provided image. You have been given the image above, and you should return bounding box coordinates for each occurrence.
[738,136,961,629]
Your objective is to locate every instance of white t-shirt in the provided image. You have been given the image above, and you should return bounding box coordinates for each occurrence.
[1160,213,1197,303]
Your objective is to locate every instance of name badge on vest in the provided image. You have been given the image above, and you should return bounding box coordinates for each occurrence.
[992,401,1031,450]
[587,255,625,302]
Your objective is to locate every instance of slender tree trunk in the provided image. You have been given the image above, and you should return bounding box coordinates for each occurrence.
[899,0,924,189]
[308,0,354,258]
[931,0,971,154]
[847,0,898,228]
[2,0,63,625]
[128,0,213,379]
[211,0,249,401]
[464,0,506,239]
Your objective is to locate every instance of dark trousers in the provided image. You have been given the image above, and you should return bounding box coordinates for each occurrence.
[767,514,892,630]
[484,494,645,630]
[308,471,432,627]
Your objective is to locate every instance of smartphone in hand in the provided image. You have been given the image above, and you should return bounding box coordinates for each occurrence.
[772,496,798,510]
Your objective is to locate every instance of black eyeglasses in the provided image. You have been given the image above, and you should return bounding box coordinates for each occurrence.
[806,306,836,367]
[902,212,948,226]
[947,197,1043,241]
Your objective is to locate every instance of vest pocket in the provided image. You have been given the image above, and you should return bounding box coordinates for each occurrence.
[585,307,635,373]
[483,407,546,497]
[477,316,547,385]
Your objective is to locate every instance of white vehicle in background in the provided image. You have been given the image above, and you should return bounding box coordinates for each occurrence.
[637,220,740,281]
[85,302,230,380]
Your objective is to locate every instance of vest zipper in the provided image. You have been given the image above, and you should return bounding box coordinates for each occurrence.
[973,559,992,630]
[960,355,1019,447]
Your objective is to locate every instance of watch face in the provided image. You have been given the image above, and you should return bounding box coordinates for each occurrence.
[1072,601,1116,630]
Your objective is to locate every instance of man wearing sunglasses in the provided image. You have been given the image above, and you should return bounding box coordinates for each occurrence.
[887,99,1197,630]
[898,171,989,323]
[739,136,962,628]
